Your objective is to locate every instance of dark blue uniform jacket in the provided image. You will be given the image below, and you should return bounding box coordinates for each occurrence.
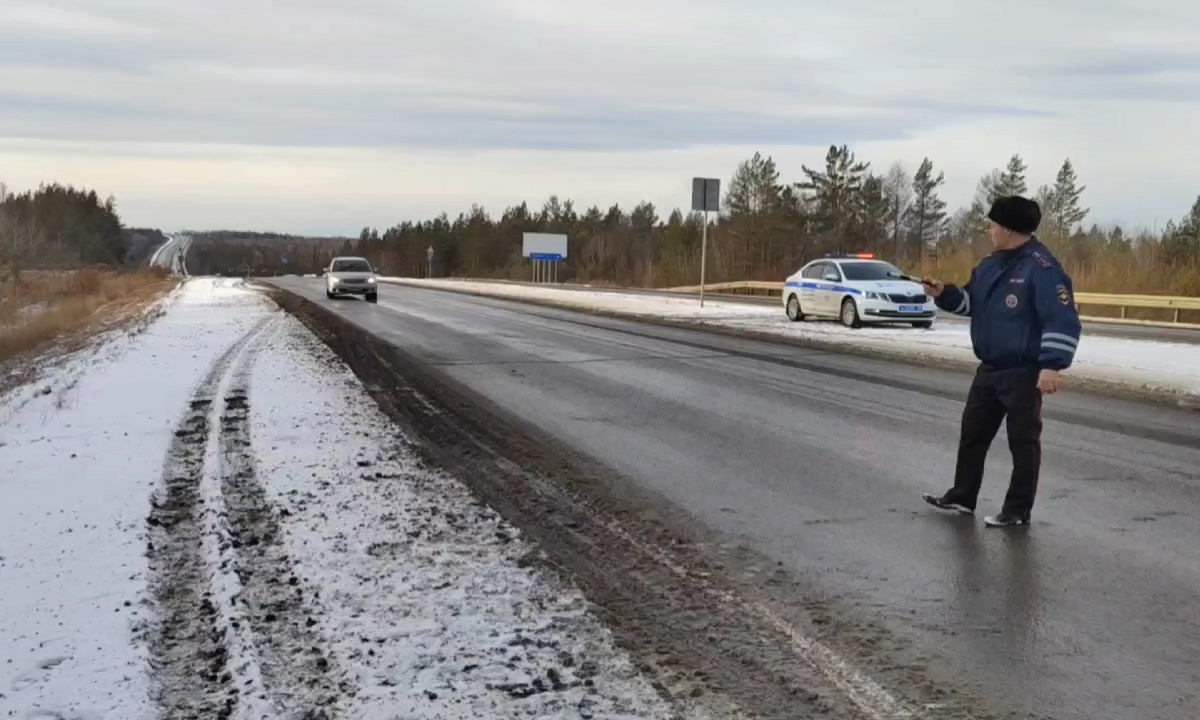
[935,237,1082,371]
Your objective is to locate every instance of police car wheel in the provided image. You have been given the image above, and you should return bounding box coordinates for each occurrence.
[839,298,862,328]
[786,294,804,322]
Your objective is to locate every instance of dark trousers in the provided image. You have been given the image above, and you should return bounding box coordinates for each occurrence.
[948,365,1043,517]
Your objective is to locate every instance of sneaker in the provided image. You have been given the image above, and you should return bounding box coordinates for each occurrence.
[922,492,974,516]
[984,512,1030,528]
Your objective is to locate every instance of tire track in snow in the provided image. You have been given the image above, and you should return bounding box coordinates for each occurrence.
[214,318,352,717]
[146,312,352,720]
[144,315,275,720]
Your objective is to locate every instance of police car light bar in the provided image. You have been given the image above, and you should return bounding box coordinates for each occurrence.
[824,252,876,259]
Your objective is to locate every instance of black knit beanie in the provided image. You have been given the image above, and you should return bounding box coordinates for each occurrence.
[987,195,1041,234]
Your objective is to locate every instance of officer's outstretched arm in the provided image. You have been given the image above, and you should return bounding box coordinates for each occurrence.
[933,269,975,317]
[1034,266,1082,370]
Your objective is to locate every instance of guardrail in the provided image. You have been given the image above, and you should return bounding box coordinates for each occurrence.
[661,281,1200,329]
[665,281,782,295]
[1073,292,1200,325]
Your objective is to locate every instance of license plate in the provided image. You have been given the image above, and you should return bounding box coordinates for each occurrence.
[898,305,922,313]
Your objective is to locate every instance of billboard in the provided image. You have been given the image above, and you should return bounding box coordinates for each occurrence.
[522,232,567,259]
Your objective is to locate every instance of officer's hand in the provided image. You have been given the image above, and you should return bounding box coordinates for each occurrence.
[921,277,944,297]
[1038,369,1064,395]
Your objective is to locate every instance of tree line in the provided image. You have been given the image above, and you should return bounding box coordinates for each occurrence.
[0,181,155,283]
[342,147,1199,295]
[185,231,351,276]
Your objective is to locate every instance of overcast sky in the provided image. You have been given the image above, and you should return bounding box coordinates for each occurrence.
[2,0,1198,236]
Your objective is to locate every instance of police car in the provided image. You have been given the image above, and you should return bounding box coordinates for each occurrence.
[781,253,937,329]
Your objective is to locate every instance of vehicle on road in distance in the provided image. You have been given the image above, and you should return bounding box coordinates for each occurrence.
[782,253,937,329]
[325,256,379,303]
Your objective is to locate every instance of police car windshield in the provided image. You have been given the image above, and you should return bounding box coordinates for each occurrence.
[839,261,901,281]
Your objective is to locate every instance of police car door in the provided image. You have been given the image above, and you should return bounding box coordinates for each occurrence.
[799,262,824,312]
[817,262,843,314]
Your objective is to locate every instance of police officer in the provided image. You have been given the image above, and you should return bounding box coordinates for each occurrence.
[919,195,1082,527]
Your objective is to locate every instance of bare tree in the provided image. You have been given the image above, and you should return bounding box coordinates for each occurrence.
[882,162,912,260]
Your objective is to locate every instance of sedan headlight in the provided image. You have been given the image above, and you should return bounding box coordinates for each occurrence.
[367,277,376,283]
[864,291,883,300]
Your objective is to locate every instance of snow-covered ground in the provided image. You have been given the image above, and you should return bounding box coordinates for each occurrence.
[0,278,273,720]
[382,278,1200,401]
[0,277,673,719]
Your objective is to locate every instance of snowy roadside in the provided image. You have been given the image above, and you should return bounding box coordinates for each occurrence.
[0,278,275,720]
[382,277,1200,403]
[0,277,676,720]
[246,312,673,718]
[0,281,182,418]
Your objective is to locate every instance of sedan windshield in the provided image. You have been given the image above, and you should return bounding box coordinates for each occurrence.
[839,261,902,281]
[332,259,372,272]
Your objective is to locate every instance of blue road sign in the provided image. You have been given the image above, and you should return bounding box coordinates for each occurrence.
[530,253,563,261]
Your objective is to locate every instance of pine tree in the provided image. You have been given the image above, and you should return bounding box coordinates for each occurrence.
[852,174,889,255]
[1048,158,1088,236]
[904,157,948,258]
[996,154,1028,197]
[1163,195,1200,264]
[726,152,784,217]
[725,152,789,276]
[796,144,870,252]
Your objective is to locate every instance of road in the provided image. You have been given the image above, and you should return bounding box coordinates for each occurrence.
[270,277,1200,720]
[427,278,1200,345]
[147,234,192,275]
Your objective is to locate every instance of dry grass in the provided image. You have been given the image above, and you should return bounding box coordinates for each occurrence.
[0,267,176,364]
[921,247,1200,325]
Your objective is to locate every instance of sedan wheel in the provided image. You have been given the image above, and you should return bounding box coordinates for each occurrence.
[840,298,862,328]
[786,295,804,322]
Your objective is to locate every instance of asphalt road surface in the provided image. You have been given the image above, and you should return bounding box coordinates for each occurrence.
[271,277,1200,720]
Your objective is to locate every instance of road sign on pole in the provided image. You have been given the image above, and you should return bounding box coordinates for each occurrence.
[692,178,720,214]
[523,234,567,284]
[691,178,720,307]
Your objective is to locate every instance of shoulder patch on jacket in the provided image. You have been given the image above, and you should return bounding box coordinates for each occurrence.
[1056,283,1071,305]
[1032,251,1052,268]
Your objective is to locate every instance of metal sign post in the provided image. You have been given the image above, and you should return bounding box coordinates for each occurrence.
[523,233,568,285]
[427,246,434,278]
[691,177,720,307]
[530,253,562,283]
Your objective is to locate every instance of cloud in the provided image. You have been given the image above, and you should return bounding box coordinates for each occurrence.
[1,0,1199,231]
[0,0,1060,150]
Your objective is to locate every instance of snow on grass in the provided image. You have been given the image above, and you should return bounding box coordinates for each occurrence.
[247,313,674,719]
[385,278,1200,399]
[714,313,1200,397]
[0,282,183,421]
[0,277,275,720]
